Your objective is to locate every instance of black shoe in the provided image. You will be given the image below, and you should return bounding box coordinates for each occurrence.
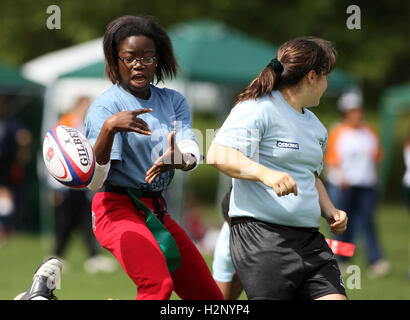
[15,257,63,300]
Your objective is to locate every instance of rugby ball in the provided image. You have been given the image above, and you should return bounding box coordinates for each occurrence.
[43,125,95,188]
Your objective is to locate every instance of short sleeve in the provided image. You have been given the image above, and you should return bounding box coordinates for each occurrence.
[315,131,328,175]
[213,101,267,159]
[171,91,197,144]
[85,105,123,161]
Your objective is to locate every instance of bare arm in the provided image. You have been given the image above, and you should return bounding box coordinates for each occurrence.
[207,142,297,197]
[315,174,348,234]
[93,121,116,165]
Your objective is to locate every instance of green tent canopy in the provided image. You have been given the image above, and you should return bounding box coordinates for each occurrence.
[326,69,358,95]
[60,19,357,93]
[168,20,278,84]
[60,60,106,79]
[0,62,44,95]
[169,20,357,91]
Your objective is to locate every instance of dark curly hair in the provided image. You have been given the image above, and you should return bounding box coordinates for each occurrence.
[103,15,178,84]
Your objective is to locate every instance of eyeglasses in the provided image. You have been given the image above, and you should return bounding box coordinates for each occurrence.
[118,56,157,67]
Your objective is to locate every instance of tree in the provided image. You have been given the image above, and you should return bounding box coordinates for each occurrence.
[0,0,409,106]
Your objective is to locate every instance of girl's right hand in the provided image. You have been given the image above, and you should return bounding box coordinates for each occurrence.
[105,108,152,135]
[258,167,298,197]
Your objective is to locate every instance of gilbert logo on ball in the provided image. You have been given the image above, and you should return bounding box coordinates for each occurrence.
[43,125,95,188]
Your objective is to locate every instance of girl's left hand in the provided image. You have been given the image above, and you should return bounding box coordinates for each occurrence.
[326,209,348,234]
[145,131,184,184]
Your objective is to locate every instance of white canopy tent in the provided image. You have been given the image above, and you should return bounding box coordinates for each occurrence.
[22,37,105,86]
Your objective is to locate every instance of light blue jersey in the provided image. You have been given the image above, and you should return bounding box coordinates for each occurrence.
[85,84,197,191]
[213,90,327,228]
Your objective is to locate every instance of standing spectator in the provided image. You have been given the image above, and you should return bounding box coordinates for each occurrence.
[52,96,116,274]
[324,91,390,278]
[0,96,32,242]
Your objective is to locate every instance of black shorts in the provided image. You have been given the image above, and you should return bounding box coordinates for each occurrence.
[230,217,347,300]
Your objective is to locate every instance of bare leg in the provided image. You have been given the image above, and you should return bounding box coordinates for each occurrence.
[215,272,243,300]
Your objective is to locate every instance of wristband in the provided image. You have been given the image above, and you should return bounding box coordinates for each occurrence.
[182,154,195,171]
[177,139,201,170]
[87,160,111,191]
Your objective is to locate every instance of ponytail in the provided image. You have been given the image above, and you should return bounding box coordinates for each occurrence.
[233,63,279,106]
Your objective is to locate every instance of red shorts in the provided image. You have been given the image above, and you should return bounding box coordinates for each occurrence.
[92,191,223,300]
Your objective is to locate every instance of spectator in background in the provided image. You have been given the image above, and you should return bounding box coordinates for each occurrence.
[0,96,32,243]
[52,96,116,273]
[184,197,220,255]
[324,91,390,278]
[402,132,410,279]
[184,197,207,245]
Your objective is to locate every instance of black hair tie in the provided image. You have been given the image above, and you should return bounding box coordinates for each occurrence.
[269,58,284,74]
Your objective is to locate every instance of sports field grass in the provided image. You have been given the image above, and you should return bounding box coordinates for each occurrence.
[0,203,409,300]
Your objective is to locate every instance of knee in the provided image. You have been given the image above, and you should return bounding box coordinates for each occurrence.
[160,277,174,298]
[137,276,174,300]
